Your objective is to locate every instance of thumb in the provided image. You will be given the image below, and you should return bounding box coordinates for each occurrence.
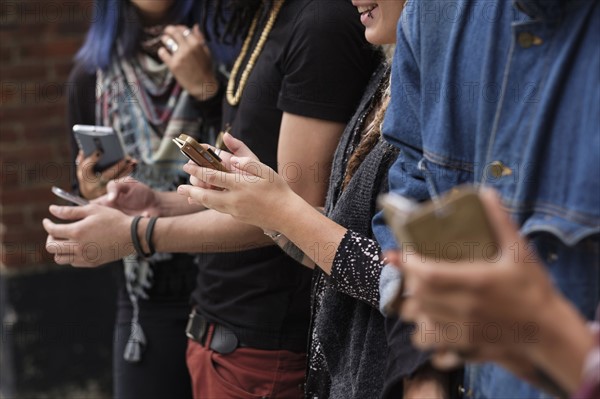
[479,188,521,250]
[104,180,129,202]
[223,133,258,160]
[49,204,93,221]
[230,156,270,179]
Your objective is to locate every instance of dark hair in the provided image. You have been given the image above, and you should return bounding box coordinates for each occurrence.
[75,0,195,71]
[200,0,272,43]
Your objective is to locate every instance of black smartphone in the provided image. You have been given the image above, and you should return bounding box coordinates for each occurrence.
[73,124,126,173]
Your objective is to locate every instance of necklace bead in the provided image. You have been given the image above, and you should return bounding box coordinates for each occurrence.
[226,0,286,106]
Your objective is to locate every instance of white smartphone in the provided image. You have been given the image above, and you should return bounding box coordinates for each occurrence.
[73,124,126,172]
[51,186,89,206]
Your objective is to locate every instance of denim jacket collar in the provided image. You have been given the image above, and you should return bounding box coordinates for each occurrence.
[513,0,570,20]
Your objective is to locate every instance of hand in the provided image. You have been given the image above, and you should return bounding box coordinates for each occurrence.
[403,372,448,399]
[43,204,133,267]
[185,133,260,189]
[94,177,161,217]
[158,24,218,101]
[76,150,137,199]
[178,155,299,232]
[394,189,558,366]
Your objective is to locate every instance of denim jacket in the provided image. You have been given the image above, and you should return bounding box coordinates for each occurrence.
[374,1,600,398]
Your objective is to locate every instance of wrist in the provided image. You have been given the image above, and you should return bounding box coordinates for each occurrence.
[190,75,220,102]
[269,191,308,234]
[529,293,594,394]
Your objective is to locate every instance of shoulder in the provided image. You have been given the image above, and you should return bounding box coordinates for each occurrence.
[287,0,365,38]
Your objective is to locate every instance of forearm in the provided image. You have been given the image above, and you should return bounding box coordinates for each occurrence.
[150,209,272,253]
[273,194,347,273]
[528,295,595,394]
[155,190,205,217]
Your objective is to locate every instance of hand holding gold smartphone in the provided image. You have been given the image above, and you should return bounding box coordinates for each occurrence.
[172,134,228,172]
[379,186,498,261]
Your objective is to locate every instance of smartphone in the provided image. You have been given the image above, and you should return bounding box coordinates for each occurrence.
[73,124,126,173]
[172,134,228,172]
[51,186,89,206]
[379,186,498,261]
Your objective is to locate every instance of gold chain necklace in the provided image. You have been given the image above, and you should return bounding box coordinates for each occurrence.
[226,0,285,106]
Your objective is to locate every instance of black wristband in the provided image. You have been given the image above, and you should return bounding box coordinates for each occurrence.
[131,216,146,257]
[145,217,158,257]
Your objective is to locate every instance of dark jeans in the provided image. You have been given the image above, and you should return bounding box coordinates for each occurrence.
[113,301,193,399]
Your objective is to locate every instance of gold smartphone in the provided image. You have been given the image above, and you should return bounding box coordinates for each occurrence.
[172,134,228,172]
[379,186,498,261]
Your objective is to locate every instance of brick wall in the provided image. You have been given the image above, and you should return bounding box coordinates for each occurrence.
[0,2,115,398]
[1,0,92,270]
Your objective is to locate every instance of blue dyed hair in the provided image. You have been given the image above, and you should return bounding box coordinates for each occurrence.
[76,0,195,71]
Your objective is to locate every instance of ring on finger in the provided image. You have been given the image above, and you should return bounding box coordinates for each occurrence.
[165,37,178,53]
[182,29,191,37]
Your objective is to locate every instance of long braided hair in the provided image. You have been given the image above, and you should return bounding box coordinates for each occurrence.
[201,0,274,43]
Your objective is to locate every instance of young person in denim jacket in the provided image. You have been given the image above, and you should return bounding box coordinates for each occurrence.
[375,0,599,398]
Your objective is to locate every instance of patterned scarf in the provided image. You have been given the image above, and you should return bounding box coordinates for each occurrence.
[96,35,204,363]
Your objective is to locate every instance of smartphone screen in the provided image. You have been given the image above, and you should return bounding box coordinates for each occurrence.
[51,186,89,206]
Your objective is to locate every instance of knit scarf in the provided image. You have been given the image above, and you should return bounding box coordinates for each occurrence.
[96,40,203,363]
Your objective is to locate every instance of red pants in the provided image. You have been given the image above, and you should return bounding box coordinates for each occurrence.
[186,326,306,399]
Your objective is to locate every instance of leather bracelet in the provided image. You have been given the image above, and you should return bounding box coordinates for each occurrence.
[131,216,147,257]
[145,217,158,257]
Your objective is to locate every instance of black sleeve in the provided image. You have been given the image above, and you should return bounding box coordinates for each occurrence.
[329,230,385,308]
[67,63,97,193]
[278,0,378,122]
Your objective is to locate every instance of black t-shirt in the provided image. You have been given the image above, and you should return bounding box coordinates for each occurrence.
[192,0,379,351]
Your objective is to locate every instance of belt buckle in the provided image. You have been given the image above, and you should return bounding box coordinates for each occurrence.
[185,310,208,344]
[210,324,239,355]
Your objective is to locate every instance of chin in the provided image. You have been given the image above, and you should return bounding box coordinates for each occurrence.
[365,31,385,46]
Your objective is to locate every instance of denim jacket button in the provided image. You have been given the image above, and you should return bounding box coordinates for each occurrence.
[489,161,512,178]
[458,384,473,397]
[518,32,543,48]
[547,251,558,263]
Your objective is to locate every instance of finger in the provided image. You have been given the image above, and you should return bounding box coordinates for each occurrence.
[229,156,270,179]
[157,46,173,65]
[98,158,132,181]
[78,151,101,182]
[383,249,402,267]
[223,133,258,159]
[161,34,180,54]
[188,173,211,189]
[48,204,92,221]
[178,185,223,210]
[185,24,204,47]
[401,252,495,293]
[45,235,77,263]
[192,24,206,44]
[182,163,231,189]
[98,180,124,205]
[75,151,84,166]
[479,188,522,251]
[431,350,465,370]
[400,297,420,322]
[163,26,189,51]
[43,218,77,241]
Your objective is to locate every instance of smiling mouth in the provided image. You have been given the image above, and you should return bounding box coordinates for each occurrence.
[358,4,378,17]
